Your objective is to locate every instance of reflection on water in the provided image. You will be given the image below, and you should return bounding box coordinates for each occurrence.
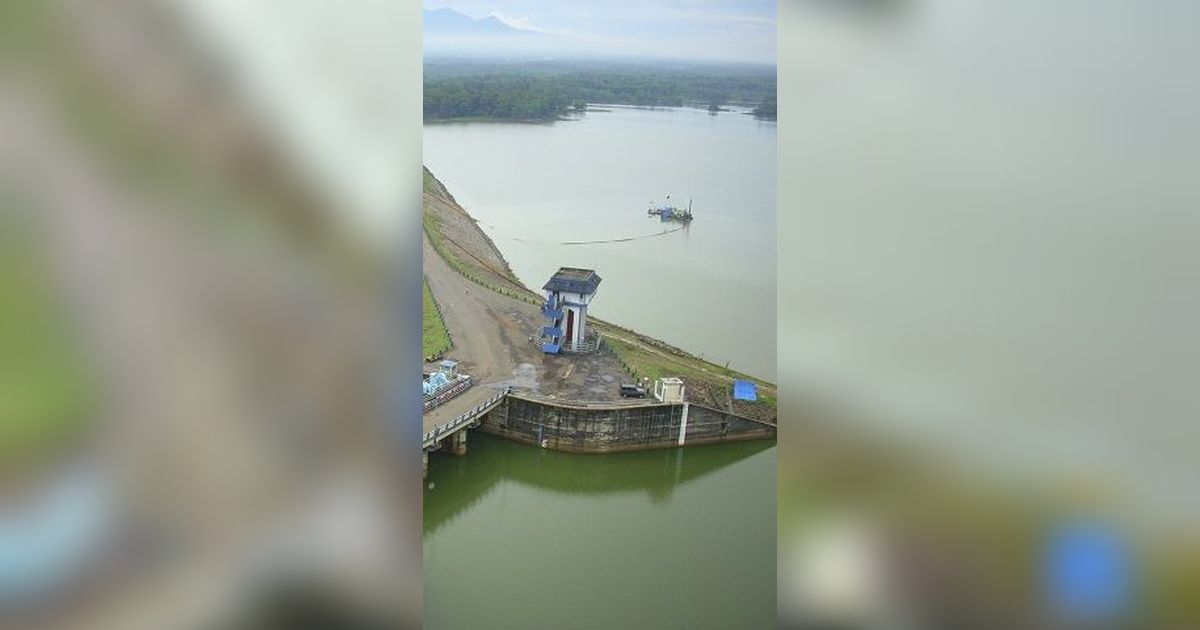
[423,433,775,630]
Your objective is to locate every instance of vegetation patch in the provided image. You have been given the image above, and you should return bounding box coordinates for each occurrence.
[0,208,92,477]
[422,174,542,304]
[2,0,366,279]
[423,279,451,361]
[424,61,777,121]
[599,326,776,422]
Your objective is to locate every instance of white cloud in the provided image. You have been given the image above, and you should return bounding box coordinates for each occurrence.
[489,12,541,32]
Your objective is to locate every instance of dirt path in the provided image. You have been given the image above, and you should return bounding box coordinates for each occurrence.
[421,233,545,432]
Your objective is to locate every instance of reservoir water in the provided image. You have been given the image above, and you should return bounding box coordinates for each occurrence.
[423,434,776,630]
[423,107,778,628]
[423,105,777,381]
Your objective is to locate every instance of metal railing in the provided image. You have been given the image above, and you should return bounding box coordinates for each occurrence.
[422,386,511,450]
[560,331,602,354]
[507,390,669,410]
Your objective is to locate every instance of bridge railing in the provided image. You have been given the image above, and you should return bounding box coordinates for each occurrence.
[422,386,511,449]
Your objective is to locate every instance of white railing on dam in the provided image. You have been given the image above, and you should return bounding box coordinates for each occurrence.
[423,386,511,451]
[506,391,667,410]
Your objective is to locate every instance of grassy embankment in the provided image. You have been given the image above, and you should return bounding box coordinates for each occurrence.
[0,0,178,478]
[1,0,366,275]
[0,208,92,478]
[422,168,539,305]
[0,5,95,478]
[600,333,775,419]
[423,279,451,361]
[0,0,371,476]
[422,167,776,419]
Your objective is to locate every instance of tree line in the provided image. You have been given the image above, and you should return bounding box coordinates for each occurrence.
[424,67,777,121]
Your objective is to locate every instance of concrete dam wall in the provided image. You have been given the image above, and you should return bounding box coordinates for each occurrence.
[478,394,776,453]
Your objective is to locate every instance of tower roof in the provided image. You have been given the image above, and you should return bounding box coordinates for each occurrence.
[543,267,601,294]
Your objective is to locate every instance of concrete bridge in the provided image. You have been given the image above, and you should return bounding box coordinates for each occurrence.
[422,387,510,477]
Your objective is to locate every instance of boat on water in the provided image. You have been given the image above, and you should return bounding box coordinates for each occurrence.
[647,195,694,222]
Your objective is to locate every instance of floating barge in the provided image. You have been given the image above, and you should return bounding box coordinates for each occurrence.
[647,196,694,222]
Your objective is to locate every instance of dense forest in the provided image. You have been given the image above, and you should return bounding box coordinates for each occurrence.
[424,61,777,121]
[752,94,776,119]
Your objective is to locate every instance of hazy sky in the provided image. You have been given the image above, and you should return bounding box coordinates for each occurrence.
[423,1,776,64]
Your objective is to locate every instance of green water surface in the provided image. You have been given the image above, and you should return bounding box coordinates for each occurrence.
[423,433,776,629]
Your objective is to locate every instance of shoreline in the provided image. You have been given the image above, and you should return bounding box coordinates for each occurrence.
[421,166,777,422]
[424,102,774,125]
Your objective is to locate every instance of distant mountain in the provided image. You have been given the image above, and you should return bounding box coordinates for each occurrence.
[423,8,523,35]
[424,7,548,59]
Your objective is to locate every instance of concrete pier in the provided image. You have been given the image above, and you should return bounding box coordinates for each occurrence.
[448,430,467,456]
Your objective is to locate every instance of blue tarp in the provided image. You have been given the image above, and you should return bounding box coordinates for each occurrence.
[423,371,450,396]
[541,343,561,354]
[542,326,562,338]
[732,379,757,401]
[542,307,563,320]
[0,469,110,603]
[1045,521,1130,621]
